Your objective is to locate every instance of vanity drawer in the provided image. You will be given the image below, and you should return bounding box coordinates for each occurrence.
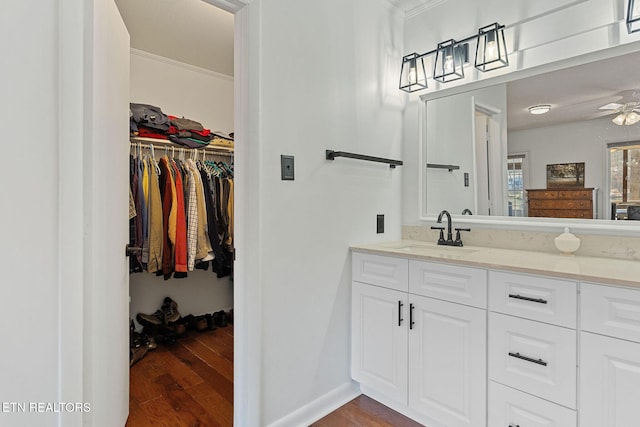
[489,313,576,408]
[489,381,576,427]
[352,252,408,292]
[409,260,487,308]
[581,282,640,343]
[489,271,577,328]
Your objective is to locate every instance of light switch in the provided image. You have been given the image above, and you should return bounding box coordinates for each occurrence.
[281,155,294,180]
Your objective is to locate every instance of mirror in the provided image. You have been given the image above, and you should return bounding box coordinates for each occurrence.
[424,48,640,224]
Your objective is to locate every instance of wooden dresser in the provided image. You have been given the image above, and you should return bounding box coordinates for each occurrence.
[527,188,594,219]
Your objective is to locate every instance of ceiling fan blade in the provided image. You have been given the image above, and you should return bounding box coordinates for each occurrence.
[584,110,619,120]
[599,102,624,110]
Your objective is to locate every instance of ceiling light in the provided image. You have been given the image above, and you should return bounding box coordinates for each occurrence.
[613,111,640,125]
[528,105,551,115]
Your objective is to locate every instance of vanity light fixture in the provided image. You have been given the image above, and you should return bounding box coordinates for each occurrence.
[399,53,428,93]
[475,23,509,72]
[528,104,551,115]
[627,0,640,33]
[399,22,508,93]
[433,39,465,83]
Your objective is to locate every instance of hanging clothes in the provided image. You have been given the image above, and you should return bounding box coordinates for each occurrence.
[129,142,233,280]
[147,157,164,273]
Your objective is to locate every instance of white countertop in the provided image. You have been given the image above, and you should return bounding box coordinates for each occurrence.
[351,240,640,288]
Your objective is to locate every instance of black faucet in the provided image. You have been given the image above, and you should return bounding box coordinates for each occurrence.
[431,209,471,246]
[437,210,453,242]
[461,208,473,215]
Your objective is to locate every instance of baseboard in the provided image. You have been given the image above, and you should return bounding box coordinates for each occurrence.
[266,381,361,427]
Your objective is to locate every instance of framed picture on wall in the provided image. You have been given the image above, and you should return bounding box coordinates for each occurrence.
[546,162,585,188]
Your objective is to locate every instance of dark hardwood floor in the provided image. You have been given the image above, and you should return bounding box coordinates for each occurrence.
[127,324,422,426]
[126,325,234,427]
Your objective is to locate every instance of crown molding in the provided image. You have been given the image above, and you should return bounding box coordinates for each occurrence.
[130,48,234,81]
[405,0,448,19]
[201,0,251,14]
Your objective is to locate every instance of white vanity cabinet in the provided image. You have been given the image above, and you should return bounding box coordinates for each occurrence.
[351,253,487,427]
[579,282,640,427]
[351,247,640,427]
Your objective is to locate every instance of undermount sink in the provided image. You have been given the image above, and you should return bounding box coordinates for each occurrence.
[393,244,481,256]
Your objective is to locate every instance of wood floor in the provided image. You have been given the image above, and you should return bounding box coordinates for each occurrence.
[126,324,422,426]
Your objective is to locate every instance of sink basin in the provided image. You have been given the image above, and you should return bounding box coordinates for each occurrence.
[393,244,480,257]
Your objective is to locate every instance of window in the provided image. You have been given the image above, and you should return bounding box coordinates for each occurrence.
[609,143,640,205]
[507,155,525,217]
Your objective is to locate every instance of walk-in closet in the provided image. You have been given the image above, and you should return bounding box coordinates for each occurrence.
[115,1,236,425]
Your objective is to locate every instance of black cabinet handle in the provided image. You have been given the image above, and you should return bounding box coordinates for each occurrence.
[398,301,404,326]
[509,424,520,427]
[508,351,547,366]
[409,303,415,330]
[508,294,548,304]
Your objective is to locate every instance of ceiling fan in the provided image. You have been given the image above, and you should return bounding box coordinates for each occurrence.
[598,90,640,125]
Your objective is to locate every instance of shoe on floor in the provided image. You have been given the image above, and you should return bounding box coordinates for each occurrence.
[161,297,180,324]
[130,346,148,367]
[213,310,228,328]
[137,310,164,327]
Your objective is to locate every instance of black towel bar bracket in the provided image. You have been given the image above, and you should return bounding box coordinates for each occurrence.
[325,150,403,168]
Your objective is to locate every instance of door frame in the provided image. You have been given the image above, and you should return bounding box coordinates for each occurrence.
[58,0,260,425]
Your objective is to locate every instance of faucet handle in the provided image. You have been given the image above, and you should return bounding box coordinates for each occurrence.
[430,226,445,244]
[454,228,471,246]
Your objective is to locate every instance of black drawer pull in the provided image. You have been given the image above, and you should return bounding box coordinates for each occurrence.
[509,294,548,304]
[508,351,548,366]
[398,301,404,326]
[409,303,415,330]
[509,424,520,427]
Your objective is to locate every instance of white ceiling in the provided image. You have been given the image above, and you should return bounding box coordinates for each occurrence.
[115,0,234,76]
[507,51,640,132]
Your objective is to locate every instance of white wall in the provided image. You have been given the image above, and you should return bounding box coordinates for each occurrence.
[0,2,60,426]
[509,116,640,219]
[129,49,234,135]
[249,0,405,424]
[403,0,640,225]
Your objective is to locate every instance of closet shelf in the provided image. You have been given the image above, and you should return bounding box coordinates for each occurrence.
[130,136,234,155]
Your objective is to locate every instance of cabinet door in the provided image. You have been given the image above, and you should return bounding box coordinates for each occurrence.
[352,282,408,404]
[580,332,640,427]
[408,294,487,427]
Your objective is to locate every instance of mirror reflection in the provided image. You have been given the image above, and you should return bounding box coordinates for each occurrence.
[425,50,640,221]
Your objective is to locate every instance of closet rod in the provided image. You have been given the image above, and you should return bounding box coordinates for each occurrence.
[130,137,233,156]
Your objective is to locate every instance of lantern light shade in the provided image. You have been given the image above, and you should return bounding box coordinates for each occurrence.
[628,0,640,33]
[399,53,427,93]
[433,39,465,83]
[475,23,509,72]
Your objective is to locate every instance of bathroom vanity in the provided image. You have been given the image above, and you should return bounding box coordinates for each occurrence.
[350,241,640,427]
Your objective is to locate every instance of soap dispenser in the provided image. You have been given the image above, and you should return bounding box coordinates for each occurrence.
[554,227,581,255]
